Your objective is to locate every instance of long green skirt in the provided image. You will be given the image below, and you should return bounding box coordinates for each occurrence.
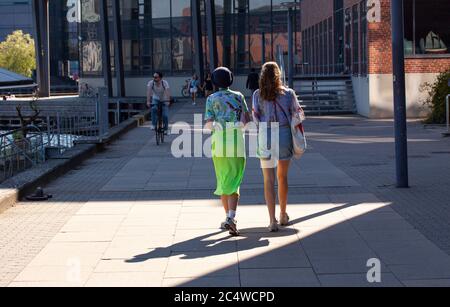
[213,157,246,196]
[211,128,246,196]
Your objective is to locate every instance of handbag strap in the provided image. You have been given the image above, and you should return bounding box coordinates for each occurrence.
[273,98,291,124]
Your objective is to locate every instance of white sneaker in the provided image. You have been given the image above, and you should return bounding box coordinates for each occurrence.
[220,218,233,230]
[150,124,155,130]
[224,218,239,236]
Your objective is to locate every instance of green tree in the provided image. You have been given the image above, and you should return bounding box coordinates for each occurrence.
[0,30,36,77]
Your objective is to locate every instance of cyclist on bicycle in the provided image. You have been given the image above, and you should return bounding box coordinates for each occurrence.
[147,72,171,134]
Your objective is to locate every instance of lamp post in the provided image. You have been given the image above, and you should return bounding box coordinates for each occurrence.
[391,0,409,188]
[281,2,300,89]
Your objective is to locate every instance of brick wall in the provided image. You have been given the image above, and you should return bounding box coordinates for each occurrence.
[367,0,393,74]
[405,58,450,74]
[345,0,362,8]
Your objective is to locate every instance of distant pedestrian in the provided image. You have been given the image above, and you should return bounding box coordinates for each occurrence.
[246,68,260,94]
[205,67,251,236]
[190,74,201,105]
[203,72,214,98]
[252,62,305,232]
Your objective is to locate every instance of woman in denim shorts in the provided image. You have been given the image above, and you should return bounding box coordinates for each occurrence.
[252,62,303,232]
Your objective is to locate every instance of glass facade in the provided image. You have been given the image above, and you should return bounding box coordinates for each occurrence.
[301,0,368,76]
[80,0,300,77]
[0,0,33,41]
[0,0,79,83]
[49,1,80,79]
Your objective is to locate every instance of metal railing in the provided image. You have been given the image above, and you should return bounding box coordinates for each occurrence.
[0,111,100,183]
[0,87,143,182]
[446,94,450,133]
[293,76,356,115]
[0,126,45,183]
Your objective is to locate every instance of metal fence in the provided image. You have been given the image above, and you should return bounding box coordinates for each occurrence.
[446,94,450,133]
[0,87,147,183]
[0,111,100,183]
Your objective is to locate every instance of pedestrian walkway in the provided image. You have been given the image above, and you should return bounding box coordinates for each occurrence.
[1,100,450,287]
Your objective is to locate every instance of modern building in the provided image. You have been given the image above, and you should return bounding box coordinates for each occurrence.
[300,0,450,117]
[24,0,450,118]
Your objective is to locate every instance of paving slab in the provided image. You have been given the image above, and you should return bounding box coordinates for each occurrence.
[317,273,403,287]
[163,276,240,287]
[240,268,320,287]
[165,252,239,278]
[85,272,164,287]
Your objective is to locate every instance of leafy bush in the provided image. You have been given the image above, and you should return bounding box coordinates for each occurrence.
[422,70,450,124]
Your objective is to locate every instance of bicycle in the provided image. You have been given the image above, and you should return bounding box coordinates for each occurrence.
[79,83,96,98]
[153,100,167,146]
[181,79,191,98]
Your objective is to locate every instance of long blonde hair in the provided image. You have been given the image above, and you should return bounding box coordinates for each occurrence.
[259,62,285,101]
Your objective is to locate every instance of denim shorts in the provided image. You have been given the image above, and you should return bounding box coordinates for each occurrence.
[259,126,293,169]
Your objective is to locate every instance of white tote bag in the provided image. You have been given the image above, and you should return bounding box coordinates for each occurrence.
[290,110,307,159]
[274,99,307,159]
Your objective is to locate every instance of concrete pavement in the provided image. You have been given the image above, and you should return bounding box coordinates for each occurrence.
[1,100,450,287]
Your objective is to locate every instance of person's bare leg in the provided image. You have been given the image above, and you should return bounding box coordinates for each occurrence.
[277,160,291,216]
[221,195,229,215]
[227,194,239,212]
[262,167,277,224]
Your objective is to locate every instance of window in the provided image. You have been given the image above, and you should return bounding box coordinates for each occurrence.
[80,0,103,76]
[334,0,345,74]
[404,0,450,56]
[323,20,328,75]
[352,4,359,75]
[314,24,319,75]
[328,17,334,75]
[152,0,171,71]
[319,22,323,75]
[359,1,367,75]
[171,0,192,72]
[249,0,271,68]
[344,8,351,74]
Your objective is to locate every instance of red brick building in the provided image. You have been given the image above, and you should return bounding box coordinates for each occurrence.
[300,0,450,118]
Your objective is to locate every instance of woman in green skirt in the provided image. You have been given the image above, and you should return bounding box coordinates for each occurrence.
[205,67,251,236]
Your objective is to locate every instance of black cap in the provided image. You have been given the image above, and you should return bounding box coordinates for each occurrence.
[212,67,234,88]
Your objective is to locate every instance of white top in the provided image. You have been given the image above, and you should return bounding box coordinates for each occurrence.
[147,80,170,101]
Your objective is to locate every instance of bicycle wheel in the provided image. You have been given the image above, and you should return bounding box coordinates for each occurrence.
[181,87,190,98]
[156,104,164,145]
[155,127,160,146]
[160,127,165,144]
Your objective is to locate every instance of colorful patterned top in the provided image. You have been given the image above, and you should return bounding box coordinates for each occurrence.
[205,88,249,129]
